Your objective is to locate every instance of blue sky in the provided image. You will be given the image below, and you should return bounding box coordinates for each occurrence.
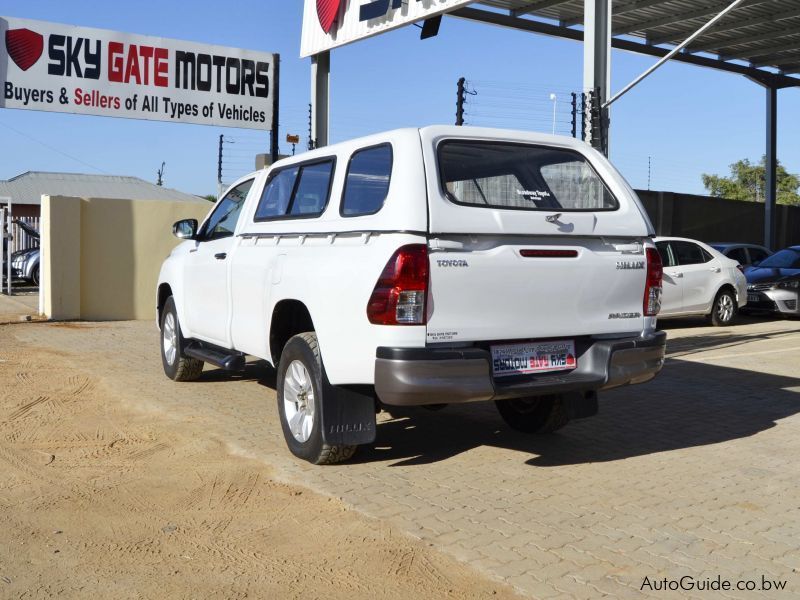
[0,0,798,197]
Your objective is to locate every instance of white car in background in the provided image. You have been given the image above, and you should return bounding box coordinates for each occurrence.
[654,237,747,326]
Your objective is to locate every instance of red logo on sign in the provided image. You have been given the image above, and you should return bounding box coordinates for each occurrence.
[5,28,44,71]
[317,0,342,33]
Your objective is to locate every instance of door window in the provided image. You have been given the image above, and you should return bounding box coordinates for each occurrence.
[202,179,253,240]
[656,241,675,267]
[727,247,748,265]
[672,241,711,265]
[341,144,393,216]
[748,248,770,265]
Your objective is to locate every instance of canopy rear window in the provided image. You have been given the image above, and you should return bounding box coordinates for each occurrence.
[438,141,618,212]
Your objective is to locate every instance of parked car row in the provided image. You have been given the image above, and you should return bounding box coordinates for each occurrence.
[653,235,799,324]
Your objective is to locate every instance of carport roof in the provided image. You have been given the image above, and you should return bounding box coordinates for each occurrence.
[0,171,206,206]
[455,0,800,88]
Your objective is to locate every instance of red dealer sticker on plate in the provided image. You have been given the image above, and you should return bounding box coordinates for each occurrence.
[491,340,577,377]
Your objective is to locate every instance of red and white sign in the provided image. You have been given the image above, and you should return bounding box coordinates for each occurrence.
[491,340,577,378]
[1,16,277,130]
[301,0,473,57]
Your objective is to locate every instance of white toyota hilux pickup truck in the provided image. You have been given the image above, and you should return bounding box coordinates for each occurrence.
[157,126,667,464]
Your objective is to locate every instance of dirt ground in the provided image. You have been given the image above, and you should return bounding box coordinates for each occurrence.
[0,322,519,600]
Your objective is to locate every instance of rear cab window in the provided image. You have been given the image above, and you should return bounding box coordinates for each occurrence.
[438,141,617,212]
[254,158,335,221]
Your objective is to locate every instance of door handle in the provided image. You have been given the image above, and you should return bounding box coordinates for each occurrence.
[668,271,683,278]
[214,252,227,260]
[710,266,721,273]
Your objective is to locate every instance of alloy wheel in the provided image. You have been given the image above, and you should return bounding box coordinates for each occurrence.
[283,360,315,443]
[162,312,178,366]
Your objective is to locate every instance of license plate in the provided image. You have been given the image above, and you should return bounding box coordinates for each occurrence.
[491,340,577,377]
[747,293,760,303]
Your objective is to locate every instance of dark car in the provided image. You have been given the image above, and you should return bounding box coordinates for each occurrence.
[745,246,800,316]
[709,243,772,267]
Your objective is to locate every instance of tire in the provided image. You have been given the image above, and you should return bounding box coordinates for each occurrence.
[495,394,570,434]
[277,332,356,465]
[709,288,737,327]
[31,265,40,287]
[160,296,204,381]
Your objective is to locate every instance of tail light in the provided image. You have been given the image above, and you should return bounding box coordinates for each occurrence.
[736,264,745,273]
[367,244,429,325]
[644,247,663,316]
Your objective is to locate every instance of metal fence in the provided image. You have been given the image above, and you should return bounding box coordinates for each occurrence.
[10,217,40,253]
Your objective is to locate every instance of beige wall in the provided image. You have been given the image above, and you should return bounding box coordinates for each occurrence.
[41,195,210,321]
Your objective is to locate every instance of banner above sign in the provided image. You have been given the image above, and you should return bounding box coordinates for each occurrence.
[301,0,474,57]
[1,16,277,130]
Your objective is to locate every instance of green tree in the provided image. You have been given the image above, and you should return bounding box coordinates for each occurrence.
[203,194,217,202]
[702,156,800,206]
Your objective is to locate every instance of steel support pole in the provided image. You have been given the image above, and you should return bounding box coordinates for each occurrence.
[765,85,777,250]
[311,51,330,149]
[583,0,611,154]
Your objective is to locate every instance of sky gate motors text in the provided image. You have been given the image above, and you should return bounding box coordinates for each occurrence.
[46,34,270,98]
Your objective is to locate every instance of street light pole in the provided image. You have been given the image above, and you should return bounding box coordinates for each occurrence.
[549,93,557,135]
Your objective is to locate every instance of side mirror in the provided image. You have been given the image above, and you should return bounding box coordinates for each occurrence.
[172,219,198,240]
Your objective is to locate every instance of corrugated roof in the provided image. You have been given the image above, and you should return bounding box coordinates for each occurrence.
[0,171,207,205]
[452,1,800,87]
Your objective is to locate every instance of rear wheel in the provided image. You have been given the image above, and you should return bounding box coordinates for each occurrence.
[709,288,737,326]
[160,297,204,381]
[31,265,40,287]
[277,332,356,465]
[495,395,570,434]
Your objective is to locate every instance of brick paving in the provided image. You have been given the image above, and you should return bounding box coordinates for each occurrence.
[13,316,800,598]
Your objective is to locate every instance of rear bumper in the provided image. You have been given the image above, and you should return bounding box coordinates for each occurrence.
[375,331,667,406]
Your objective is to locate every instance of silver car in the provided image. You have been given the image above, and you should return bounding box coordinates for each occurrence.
[744,246,800,316]
[10,220,40,286]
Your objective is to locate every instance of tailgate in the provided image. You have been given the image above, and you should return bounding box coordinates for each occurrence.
[420,127,653,343]
[426,236,647,343]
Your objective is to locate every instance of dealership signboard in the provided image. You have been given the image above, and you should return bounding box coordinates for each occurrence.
[301,0,473,57]
[1,16,277,130]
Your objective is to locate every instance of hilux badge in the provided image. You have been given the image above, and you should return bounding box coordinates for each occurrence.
[616,260,645,270]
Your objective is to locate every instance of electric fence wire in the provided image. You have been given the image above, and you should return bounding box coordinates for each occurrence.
[465,80,709,194]
[461,79,579,136]
[0,118,110,175]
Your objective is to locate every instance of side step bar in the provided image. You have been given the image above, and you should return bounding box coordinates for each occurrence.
[184,342,246,371]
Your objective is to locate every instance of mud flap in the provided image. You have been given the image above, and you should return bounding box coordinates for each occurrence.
[564,391,599,420]
[320,375,377,446]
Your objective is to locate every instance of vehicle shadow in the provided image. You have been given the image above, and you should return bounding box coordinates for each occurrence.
[349,359,800,468]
